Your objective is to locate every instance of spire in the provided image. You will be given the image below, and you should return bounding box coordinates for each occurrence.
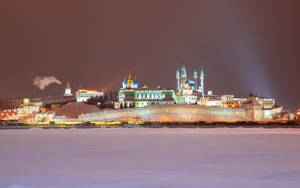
[200,66,205,96]
[193,68,197,78]
[66,81,71,89]
[181,56,185,69]
[176,68,180,89]
[180,58,187,78]
[127,72,133,85]
[64,81,72,96]
[181,61,185,69]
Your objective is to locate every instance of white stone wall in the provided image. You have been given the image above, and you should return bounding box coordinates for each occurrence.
[76,92,103,102]
[79,104,251,122]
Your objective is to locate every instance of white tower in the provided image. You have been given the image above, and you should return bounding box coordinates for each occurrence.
[176,68,180,89]
[193,68,198,91]
[180,61,187,88]
[64,81,72,96]
[200,67,204,96]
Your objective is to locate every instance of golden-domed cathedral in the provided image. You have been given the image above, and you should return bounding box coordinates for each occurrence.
[122,73,139,89]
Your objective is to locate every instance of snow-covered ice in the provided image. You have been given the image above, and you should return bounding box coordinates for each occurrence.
[1,128,300,188]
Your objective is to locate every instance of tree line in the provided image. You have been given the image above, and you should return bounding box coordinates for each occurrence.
[85,91,136,109]
[85,91,118,109]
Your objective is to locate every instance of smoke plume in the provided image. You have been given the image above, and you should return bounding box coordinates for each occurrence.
[33,76,62,90]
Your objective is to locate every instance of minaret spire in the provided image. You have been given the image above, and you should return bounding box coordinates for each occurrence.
[200,66,205,96]
[193,68,198,91]
[176,68,180,90]
[180,58,187,87]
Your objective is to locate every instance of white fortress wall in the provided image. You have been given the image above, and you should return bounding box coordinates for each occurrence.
[263,107,283,120]
[79,105,251,122]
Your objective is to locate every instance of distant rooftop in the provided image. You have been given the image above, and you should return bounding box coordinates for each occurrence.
[76,89,102,93]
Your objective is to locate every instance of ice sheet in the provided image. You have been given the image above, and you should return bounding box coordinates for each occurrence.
[1,128,300,188]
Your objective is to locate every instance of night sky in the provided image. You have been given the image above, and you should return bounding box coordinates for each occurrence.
[0,0,299,110]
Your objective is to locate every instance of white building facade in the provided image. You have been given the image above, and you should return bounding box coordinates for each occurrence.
[76,89,103,102]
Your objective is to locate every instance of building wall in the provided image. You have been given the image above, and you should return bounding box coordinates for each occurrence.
[263,107,283,120]
[79,104,250,122]
[64,88,72,96]
[175,95,197,104]
[134,101,174,108]
[256,98,275,109]
[76,90,103,102]
[198,95,275,110]
[198,95,243,107]
[79,104,282,122]
[119,89,175,107]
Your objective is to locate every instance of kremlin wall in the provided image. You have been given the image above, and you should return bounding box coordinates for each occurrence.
[77,105,251,123]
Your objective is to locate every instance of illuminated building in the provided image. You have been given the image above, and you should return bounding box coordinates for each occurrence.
[296,109,300,120]
[244,97,264,120]
[198,95,246,108]
[16,105,40,115]
[0,97,43,120]
[198,93,276,109]
[64,81,73,97]
[0,109,17,120]
[255,97,275,109]
[76,89,103,102]
[119,88,175,107]
[197,92,281,120]
[176,60,204,93]
[175,61,202,104]
[174,88,198,105]
[119,74,175,107]
[243,96,283,120]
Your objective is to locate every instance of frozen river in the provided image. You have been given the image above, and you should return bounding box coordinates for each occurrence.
[1,128,300,188]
